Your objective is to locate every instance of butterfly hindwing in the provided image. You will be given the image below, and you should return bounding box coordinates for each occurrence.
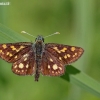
[12,50,35,75]
[41,50,65,76]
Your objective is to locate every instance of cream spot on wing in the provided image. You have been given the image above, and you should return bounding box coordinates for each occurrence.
[48,65,50,69]
[2,44,7,49]
[53,47,61,53]
[71,47,75,51]
[73,53,78,57]
[58,71,60,73]
[9,53,12,57]
[53,64,58,70]
[24,58,27,61]
[16,50,20,52]
[14,55,17,59]
[10,46,14,48]
[0,50,2,53]
[52,71,54,73]
[15,46,25,52]
[16,69,18,72]
[75,53,77,56]
[10,46,16,50]
[73,55,75,57]
[50,58,53,62]
[23,54,28,57]
[26,64,29,68]
[14,65,17,68]
[67,54,70,57]
[19,63,24,69]
[57,50,61,53]
[59,57,62,60]
[64,55,67,59]
[79,52,82,55]
[53,47,58,50]
[60,47,67,52]
[22,70,24,72]
[59,67,62,70]
[7,52,9,55]
[20,46,25,49]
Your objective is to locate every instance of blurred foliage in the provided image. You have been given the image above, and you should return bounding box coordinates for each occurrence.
[0,0,100,100]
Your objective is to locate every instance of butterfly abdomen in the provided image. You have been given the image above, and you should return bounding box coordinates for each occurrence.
[34,42,44,81]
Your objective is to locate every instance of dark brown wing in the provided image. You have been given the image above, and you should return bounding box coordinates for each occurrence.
[0,42,36,75]
[41,43,84,76]
[12,50,35,75]
[0,42,32,62]
[41,50,65,76]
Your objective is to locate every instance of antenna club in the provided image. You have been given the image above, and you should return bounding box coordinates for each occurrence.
[55,32,60,34]
[21,31,36,38]
[21,31,26,34]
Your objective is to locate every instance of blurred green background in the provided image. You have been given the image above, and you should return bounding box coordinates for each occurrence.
[0,0,100,100]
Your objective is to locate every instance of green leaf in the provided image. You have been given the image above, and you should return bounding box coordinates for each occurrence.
[61,65,100,98]
[0,23,29,42]
[0,23,100,97]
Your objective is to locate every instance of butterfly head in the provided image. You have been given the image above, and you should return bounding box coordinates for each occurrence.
[35,35,44,43]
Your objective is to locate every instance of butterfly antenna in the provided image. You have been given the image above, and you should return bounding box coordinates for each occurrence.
[21,31,36,38]
[44,32,60,38]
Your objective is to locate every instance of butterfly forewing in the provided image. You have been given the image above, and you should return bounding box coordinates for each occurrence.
[0,42,32,62]
[41,43,84,76]
[45,43,84,64]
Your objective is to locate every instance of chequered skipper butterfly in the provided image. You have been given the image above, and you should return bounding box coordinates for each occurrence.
[0,32,84,81]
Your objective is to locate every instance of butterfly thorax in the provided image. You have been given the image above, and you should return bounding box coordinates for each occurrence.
[33,36,45,81]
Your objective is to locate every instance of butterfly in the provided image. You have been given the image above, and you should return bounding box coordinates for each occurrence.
[0,34,84,81]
